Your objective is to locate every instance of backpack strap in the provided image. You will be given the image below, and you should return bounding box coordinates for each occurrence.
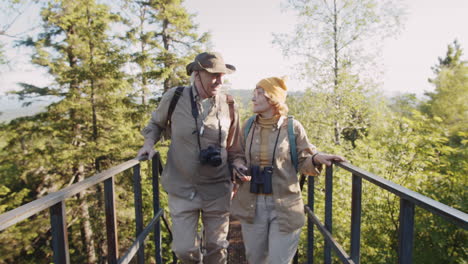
[226,94,235,146]
[226,94,235,123]
[167,86,185,127]
[287,116,298,173]
[167,88,236,144]
[244,115,257,143]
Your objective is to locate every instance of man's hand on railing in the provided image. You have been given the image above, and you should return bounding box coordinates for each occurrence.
[137,139,156,160]
[313,153,346,167]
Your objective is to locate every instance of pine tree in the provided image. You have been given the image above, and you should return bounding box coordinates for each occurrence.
[1,0,212,262]
[424,40,468,139]
[1,0,139,262]
[430,39,464,74]
[123,0,210,100]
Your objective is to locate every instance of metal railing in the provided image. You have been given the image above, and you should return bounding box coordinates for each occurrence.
[0,154,172,264]
[302,161,468,264]
[2,157,467,264]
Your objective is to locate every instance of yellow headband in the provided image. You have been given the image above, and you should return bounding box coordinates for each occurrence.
[256,76,288,104]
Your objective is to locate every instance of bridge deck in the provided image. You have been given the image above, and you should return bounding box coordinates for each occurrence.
[227,216,247,263]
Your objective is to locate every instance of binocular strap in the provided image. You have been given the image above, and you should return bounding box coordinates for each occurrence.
[248,121,282,168]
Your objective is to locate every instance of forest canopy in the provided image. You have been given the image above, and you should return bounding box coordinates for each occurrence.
[0,0,466,263]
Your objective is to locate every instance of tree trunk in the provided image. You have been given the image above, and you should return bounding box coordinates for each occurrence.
[162,18,171,92]
[333,0,341,145]
[67,20,97,263]
[139,5,149,105]
[77,166,97,264]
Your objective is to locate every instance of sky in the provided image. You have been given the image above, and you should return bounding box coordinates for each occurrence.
[0,0,467,99]
[184,0,468,95]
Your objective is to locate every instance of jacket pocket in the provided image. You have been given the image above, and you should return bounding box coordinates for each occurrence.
[278,196,305,232]
[231,183,256,223]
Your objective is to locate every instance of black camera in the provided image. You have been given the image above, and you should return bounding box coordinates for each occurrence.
[199,145,222,167]
[250,165,273,194]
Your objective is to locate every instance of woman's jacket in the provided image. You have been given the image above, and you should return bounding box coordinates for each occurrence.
[231,116,321,232]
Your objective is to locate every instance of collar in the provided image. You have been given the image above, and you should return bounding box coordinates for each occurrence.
[191,85,217,104]
[256,114,286,130]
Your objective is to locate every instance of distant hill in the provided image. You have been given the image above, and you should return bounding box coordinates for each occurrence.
[0,89,305,123]
[226,89,252,107]
[0,96,50,123]
[227,89,304,108]
[0,105,46,122]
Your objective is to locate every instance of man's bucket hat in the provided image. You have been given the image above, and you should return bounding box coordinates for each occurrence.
[186,52,236,75]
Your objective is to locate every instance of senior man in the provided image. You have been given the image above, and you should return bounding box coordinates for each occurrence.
[137,52,243,263]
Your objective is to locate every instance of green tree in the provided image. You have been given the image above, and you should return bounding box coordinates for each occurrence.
[423,40,468,140]
[0,1,139,262]
[1,0,212,262]
[342,41,468,263]
[289,39,467,263]
[123,0,210,98]
[354,108,447,263]
[430,39,464,74]
[412,40,468,263]
[275,0,404,145]
[0,115,56,263]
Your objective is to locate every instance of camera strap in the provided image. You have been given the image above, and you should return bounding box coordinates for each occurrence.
[190,88,222,152]
[248,121,282,168]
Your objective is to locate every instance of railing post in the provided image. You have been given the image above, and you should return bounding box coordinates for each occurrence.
[324,166,333,264]
[350,174,362,263]
[398,198,415,264]
[50,201,70,264]
[133,163,144,264]
[293,175,307,264]
[104,176,119,264]
[307,175,315,264]
[152,154,162,264]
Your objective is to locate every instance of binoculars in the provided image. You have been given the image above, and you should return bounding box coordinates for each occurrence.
[250,165,273,194]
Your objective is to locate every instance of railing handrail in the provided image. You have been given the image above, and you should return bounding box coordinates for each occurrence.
[0,154,170,264]
[0,159,141,231]
[2,158,466,263]
[335,161,468,229]
[304,161,467,264]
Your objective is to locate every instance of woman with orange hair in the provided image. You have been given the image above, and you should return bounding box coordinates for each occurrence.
[231,76,345,264]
